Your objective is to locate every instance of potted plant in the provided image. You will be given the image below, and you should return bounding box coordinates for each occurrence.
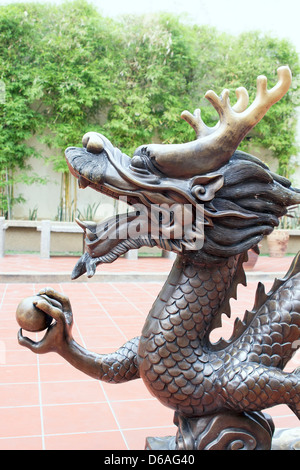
[244,247,260,269]
[266,209,297,258]
[267,228,290,258]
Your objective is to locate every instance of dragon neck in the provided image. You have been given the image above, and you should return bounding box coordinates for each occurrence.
[141,252,244,348]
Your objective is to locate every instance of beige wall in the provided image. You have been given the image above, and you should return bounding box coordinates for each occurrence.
[247,144,300,188]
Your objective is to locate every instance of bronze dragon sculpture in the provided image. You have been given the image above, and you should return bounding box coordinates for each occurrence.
[18,66,300,450]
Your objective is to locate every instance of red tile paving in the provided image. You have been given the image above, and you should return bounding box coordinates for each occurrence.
[0,254,299,449]
[0,254,174,274]
[0,252,296,275]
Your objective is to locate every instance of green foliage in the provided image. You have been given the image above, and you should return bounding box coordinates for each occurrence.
[0,1,299,218]
[212,31,300,177]
[77,202,100,222]
[0,3,45,216]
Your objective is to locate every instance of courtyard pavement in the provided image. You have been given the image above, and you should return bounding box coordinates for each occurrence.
[0,253,299,450]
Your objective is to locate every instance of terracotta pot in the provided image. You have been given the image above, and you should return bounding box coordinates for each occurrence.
[244,249,259,269]
[267,230,290,258]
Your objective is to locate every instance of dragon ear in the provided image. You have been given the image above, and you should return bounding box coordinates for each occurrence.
[190,174,224,202]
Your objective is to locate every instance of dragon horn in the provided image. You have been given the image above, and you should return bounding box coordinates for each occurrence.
[133,66,292,179]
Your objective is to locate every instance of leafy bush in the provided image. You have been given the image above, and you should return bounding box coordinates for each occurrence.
[0,1,299,218]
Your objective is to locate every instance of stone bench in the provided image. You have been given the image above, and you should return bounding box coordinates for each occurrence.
[0,217,8,257]
[123,249,175,260]
[0,217,176,260]
[37,220,84,258]
[0,218,84,258]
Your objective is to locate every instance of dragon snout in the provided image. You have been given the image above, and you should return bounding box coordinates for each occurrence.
[82,132,104,154]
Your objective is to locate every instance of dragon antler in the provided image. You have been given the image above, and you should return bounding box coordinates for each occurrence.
[181,86,249,138]
[203,66,291,144]
[133,66,292,178]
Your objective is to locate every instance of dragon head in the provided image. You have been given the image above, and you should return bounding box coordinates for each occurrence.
[65,66,300,278]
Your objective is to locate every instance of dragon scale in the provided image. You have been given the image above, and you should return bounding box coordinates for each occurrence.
[138,255,300,418]
[82,251,300,421]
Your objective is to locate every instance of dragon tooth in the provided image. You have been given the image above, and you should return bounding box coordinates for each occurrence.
[85,228,97,241]
[75,218,88,232]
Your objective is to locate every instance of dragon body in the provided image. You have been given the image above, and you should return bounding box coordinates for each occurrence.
[138,254,300,419]
[18,66,300,449]
[86,252,300,422]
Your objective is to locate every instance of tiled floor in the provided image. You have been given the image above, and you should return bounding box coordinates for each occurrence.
[0,252,295,275]
[0,253,174,274]
[0,254,299,450]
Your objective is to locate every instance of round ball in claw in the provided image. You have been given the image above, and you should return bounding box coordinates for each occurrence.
[16,295,53,332]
